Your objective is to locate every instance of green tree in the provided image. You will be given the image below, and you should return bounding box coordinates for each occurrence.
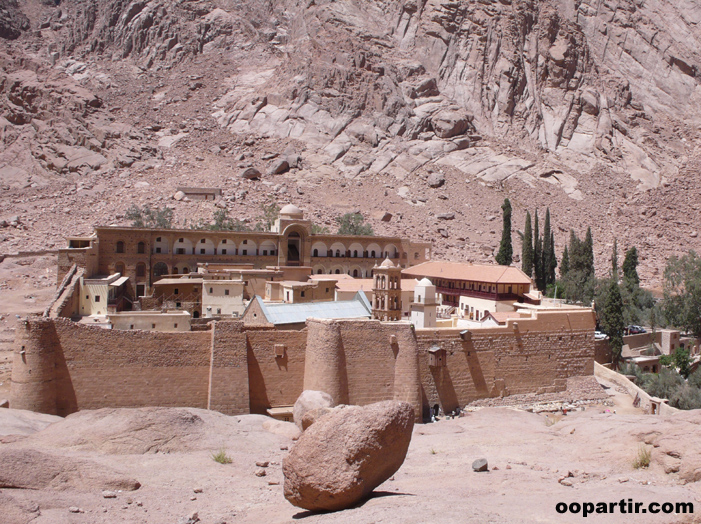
[659,348,692,379]
[622,246,640,289]
[584,227,594,280]
[534,210,543,290]
[548,230,557,285]
[560,245,570,277]
[522,211,534,277]
[125,205,174,228]
[662,251,701,337]
[496,198,513,266]
[601,277,625,365]
[258,202,281,231]
[542,208,552,288]
[611,239,618,279]
[336,213,374,236]
[311,223,330,234]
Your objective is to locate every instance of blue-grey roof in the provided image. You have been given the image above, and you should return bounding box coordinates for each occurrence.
[254,291,372,325]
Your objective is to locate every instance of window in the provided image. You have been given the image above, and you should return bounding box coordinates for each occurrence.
[177,248,185,255]
[116,241,125,253]
[243,239,248,244]
[225,289,229,296]
[263,250,268,256]
[222,239,227,244]
[354,250,358,257]
[173,268,178,275]
[326,288,329,293]
[201,239,206,244]
[313,249,318,257]
[95,296,100,302]
[335,250,341,257]
[137,242,145,254]
[174,288,179,295]
[156,247,162,254]
[209,288,213,294]
[286,292,290,301]
[136,264,146,277]
[178,238,184,243]
[221,249,227,255]
[217,308,221,314]
[200,249,205,254]
[176,302,181,308]
[156,237,161,242]
[85,295,89,299]
[130,324,134,329]
[242,249,247,255]
[151,323,156,329]
[301,291,305,298]
[174,323,178,328]
[371,250,376,258]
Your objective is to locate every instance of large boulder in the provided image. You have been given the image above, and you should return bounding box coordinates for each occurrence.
[431,109,472,138]
[293,390,335,430]
[283,401,414,511]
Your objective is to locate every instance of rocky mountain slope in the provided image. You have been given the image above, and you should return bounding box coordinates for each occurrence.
[2,0,701,284]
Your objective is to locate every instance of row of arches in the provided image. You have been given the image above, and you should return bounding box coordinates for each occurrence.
[312,265,372,278]
[115,238,279,257]
[311,242,399,259]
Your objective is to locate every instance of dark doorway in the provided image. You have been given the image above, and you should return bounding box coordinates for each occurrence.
[136,284,145,297]
[287,232,301,264]
[193,310,200,319]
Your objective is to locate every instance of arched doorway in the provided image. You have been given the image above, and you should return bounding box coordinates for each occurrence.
[287,231,301,265]
[192,310,200,319]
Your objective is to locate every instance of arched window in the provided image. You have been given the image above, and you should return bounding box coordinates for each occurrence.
[317,269,323,274]
[335,269,340,274]
[173,267,178,275]
[353,250,358,257]
[335,250,341,257]
[116,241,125,254]
[153,262,168,280]
[353,269,358,277]
[313,249,319,257]
[371,250,376,258]
[137,242,145,254]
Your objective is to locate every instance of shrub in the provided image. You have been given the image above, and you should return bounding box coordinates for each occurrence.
[640,368,684,399]
[125,205,173,228]
[689,368,701,389]
[633,445,651,469]
[335,213,374,236]
[669,384,701,410]
[211,448,232,464]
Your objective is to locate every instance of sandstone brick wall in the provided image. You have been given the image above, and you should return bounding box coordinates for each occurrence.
[11,309,594,422]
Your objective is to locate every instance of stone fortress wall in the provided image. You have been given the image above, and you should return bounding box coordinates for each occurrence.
[11,308,595,421]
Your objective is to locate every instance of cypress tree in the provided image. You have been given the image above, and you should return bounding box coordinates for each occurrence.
[522,211,534,277]
[602,278,625,365]
[611,239,618,280]
[560,245,570,277]
[622,246,640,287]
[496,198,513,266]
[584,226,595,279]
[542,208,552,287]
[534,210,543,289]
[548,230,557,285]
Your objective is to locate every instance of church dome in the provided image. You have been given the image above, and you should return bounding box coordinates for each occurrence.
[418,277,433,286]
[279,203,304,218]
[380,257,395,268]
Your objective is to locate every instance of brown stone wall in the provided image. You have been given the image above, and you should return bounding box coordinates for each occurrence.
[208,321,250,414]
[416,310,596,418]
[246,327,307,414]
[594,340,612,365]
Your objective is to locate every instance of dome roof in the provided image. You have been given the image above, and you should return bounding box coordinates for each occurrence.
[418,277,433,286]
[380,258,395,268]
[279,203,303,217]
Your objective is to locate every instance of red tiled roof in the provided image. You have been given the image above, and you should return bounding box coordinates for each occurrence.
[402,261,532,285]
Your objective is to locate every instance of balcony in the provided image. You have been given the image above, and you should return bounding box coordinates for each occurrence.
[436,286,525,303]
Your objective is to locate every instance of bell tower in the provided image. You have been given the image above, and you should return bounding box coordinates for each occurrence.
[372,258,402,321]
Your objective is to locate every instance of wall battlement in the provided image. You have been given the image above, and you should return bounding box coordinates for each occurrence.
[11,309,595,421]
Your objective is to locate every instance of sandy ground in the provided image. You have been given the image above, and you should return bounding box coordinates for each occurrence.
[1,404,700,524]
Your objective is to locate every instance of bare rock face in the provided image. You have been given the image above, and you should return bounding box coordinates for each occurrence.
[0,448,140,491]
[292,390,335,430]
[300,406,334,431]
[283,401,415,511]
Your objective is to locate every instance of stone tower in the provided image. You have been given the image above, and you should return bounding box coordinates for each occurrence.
[410,277,438,328]
[372,258,402,321]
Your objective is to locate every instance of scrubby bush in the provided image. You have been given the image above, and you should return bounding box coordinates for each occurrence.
[640,368,684,400]
[669,384,701,410]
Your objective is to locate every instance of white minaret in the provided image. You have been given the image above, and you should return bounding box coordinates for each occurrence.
[410,278,437,328]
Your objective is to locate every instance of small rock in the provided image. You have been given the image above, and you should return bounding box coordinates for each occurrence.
[437,213,455,220]
[0,399,8,408]
[506,465,512,470]
[472,458,489,472]
[102,490,117,499]
[691,231,698,238]
[256,461,269,468]
[173,191,186,201]
[268,480,280,486]
[268,160,290,175]
[438,228,449,238]
[241,167,261,180]
[280,446,288,451]
[255,469,267,477]
[190,496,197,501]
[193,487,203,493]
[195,156,204,162]
[559,479,574,487]
[381,212,393,222]
[134,181,150,189]
[427,173,445,188]
[68,507,82,513]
